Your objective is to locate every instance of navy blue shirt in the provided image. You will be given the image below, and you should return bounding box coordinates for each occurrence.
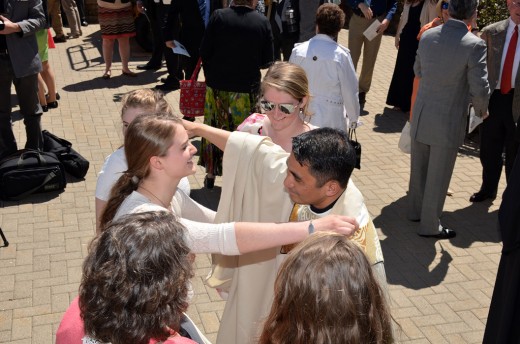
[347,0,397,22]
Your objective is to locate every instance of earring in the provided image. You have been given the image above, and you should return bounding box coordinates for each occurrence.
[299,108,304,116]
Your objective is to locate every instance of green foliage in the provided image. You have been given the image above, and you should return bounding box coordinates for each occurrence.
[477,0,509,29]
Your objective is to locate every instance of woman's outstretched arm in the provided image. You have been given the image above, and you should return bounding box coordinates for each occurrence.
[182,119,231,151]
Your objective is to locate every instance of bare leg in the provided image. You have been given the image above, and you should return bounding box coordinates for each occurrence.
[118,37,132,73]
[102,38,115,76]
[40,61,57,103]
[37,74,47,106]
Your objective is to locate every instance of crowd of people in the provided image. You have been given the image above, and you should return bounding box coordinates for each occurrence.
[1,0,519,342]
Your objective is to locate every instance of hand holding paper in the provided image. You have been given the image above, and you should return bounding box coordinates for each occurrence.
[172,40,190,57]
[363,19,381,41]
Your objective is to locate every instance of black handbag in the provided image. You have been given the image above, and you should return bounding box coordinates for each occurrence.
[0,150,67,201]
[42,130,90,179]
[348,128,361,169]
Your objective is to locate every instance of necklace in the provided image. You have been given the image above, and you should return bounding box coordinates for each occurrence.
[138,185,171,210]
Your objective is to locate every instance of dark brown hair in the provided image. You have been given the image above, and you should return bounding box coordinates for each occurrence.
[259,232,394,344]
[100,113,182,229]
[80,211,194,344]
[316,3,345,37]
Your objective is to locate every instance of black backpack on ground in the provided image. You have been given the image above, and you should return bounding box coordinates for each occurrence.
[0,149,67,201]
[42,130,90,179]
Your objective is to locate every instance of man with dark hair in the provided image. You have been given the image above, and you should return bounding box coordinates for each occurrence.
[290,3,359,131]
[0,0,46,159]
[186,122,384,344]
[470,0,520,203]
[408,0,489,238]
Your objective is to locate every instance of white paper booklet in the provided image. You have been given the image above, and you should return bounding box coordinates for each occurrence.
[363,19,381,41]
[172,40,190,57]
[468,106,483,134]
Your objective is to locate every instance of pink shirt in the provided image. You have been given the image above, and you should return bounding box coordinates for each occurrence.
[56,297,197,344]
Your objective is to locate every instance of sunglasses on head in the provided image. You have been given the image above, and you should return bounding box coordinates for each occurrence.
[259,99,300,115]
[441,2,449,9]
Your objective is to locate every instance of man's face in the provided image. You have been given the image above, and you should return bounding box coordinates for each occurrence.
[508,0,520,24]
[283,153,330,208]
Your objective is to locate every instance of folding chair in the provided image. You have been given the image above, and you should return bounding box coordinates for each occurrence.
[0,227,9,247]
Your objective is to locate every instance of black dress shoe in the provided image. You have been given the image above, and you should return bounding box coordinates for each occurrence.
[154,82,180,92]
[136,63,161,70]
[469,192,496,202]
[81,20,88,27]
[419,227,456,239]
[47,101,58,109]
[53,35,67,43]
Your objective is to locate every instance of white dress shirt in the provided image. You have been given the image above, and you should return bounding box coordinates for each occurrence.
[497,18,520,89]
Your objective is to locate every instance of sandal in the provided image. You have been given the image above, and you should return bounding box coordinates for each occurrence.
[102,71,111,79]
[122,70,137,77]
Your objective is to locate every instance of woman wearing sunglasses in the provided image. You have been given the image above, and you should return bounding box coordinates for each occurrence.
[100,113,358,256]
[237,62,316,152]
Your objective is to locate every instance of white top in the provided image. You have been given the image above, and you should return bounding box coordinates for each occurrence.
[95,147,191,201]
[290,34,360,131]
[113,190,240,255]
[497,19,520,90]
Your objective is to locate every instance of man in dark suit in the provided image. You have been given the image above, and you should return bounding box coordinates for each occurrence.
[162,0,206,88]
[407,0,490,238]
[483,141,520,343]
[136,0,182,92]
[0,0,46,160]
[470,0,520,203]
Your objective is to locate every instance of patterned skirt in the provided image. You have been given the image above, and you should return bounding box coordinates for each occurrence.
[198,86,256,176]
[98,5,136,39]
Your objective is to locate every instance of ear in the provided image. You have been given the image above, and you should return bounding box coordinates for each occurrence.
[300,95,309,108]
[324,180,342,198]
[149,156,164,171]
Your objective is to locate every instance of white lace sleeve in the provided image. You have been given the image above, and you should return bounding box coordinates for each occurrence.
[174,191,239,254]
[180,218,239,255]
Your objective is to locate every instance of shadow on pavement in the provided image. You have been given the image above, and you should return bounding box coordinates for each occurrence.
[373,107,408,134]
[62,31,165,91]
[374,194,500,290]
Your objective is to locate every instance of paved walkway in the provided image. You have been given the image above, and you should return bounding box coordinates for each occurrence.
[0,25,504,344]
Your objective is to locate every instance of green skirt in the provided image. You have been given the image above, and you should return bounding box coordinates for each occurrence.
[198,86,256,176]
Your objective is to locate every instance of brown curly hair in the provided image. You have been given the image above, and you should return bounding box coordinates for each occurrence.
[79,211,194,344]
[259,232,394,344]
[316,3,345,38]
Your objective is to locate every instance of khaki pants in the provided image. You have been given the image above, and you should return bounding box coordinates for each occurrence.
[348,14,384,94]
[48,0,82,37]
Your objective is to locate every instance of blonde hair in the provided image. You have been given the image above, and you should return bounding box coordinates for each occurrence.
[260,62,311,118]
[120,89,173,118]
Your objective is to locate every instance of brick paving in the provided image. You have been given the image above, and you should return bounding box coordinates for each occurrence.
[0,25,504,343]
